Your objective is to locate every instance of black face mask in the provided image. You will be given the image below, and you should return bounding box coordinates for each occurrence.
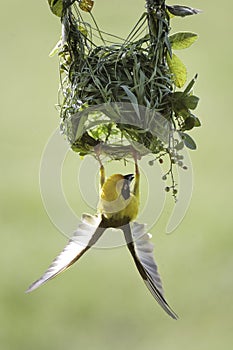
[121,174,134,200]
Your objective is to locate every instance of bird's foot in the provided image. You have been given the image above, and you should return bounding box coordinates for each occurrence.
[94,143,103,167]
[131,147,141,164]
[94,144,105,187]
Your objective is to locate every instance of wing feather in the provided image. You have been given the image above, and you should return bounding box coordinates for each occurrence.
[26,214,104,293]
[123,222,178,319]
[131,222,164,295]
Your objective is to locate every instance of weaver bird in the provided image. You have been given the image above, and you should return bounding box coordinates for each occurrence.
[26,152,178,319]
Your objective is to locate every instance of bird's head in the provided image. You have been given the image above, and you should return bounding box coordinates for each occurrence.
[101,173,134,201]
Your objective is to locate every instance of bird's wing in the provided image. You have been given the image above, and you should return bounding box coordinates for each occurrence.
[26,214,104,293]
[122,222,178,319]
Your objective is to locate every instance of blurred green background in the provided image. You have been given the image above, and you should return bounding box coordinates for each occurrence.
[1,1,233,349]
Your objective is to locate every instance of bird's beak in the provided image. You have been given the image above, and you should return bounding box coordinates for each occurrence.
[124,174,134,182]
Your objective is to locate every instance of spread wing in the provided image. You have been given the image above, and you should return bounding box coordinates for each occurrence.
[122,222,178,319]
[26,214,105,293]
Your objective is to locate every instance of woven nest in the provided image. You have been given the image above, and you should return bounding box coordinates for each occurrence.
[49,0,201,197]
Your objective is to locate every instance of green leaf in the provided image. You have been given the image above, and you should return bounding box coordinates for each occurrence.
[183,74,198,95]
[169,32,198,50]
[185,115,201,128]
[167,53,187,88]
[184,95,199,110]
[166,5,202,18]
[180,132,197,150]
[121,85,140,119]
[48,0,76,17]
[184,117,195,130]
[48,0,63,17]
[193,116,201,127]
[179,108,191,119]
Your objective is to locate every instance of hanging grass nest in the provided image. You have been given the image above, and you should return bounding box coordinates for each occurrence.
[48,0,201,197]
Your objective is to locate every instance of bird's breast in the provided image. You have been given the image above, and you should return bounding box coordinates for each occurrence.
[98,193,139,224]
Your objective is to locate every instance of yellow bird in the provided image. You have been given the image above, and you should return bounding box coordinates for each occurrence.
[26,154,178,319]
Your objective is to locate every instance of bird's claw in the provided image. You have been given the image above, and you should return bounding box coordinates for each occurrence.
[94,144,103,167]
[131,147,141,163]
